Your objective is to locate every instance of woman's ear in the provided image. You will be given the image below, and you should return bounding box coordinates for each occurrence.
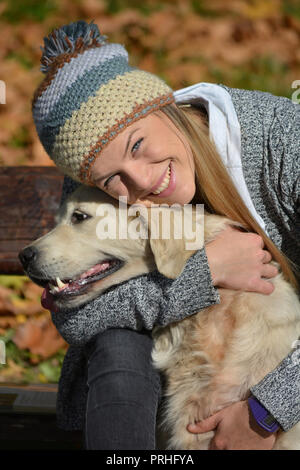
[139,206,203,279]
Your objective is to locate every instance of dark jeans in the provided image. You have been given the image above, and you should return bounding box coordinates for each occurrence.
[84,328,162,450]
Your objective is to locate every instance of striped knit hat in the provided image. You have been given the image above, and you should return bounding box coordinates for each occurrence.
[32,20,174,185]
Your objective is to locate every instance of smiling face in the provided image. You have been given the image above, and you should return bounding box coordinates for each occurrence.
[18,185,203,313]
[90,109,196,207]
[18,187,156,312]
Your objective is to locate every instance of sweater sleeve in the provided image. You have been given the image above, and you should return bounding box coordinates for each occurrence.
[249,97,300,432]
[51,176,220,346]
[250,341,300,431]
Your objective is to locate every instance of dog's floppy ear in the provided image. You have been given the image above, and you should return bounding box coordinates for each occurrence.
[139,205,204,279]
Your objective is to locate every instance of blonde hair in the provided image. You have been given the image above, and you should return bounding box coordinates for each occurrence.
[159,103,298,290]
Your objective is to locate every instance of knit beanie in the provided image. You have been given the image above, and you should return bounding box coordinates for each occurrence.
[32,20,174,185]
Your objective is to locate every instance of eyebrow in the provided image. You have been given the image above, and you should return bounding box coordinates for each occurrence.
[93,127,140,185]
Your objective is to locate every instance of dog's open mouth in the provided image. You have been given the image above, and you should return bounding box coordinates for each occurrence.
[40,258,123,311]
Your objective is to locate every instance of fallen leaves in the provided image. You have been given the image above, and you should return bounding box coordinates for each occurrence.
[13,315,66,359]
[0,1,299,169]
[0,275,68,384]
[1,0,300,384]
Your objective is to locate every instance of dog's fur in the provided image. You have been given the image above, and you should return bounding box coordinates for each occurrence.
[20,186,300,449]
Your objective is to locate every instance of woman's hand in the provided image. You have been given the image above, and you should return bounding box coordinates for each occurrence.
[205,225,278,294]
[187,400,277,450]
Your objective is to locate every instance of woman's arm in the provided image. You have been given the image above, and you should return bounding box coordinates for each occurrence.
[190,90,300,441]
[52,176,220,345]
[248,97,300,433]
[53,176,275,347]
[51,244,220,345]
[250,343,300,431]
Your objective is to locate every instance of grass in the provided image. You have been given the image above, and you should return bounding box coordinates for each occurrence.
[283,0,300,19]
[0,0,57,23]
[191,0,224,17]
[6,51,34,70]
[8,127,30,149]
[103,0,164,16]
[210,55,292,97]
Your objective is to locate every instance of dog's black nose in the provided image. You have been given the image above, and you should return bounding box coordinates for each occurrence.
[18,246,38,270]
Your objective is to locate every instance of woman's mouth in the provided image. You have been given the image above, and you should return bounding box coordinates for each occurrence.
[150,162,176,198]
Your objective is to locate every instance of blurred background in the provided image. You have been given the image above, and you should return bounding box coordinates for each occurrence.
[0,0,299,384]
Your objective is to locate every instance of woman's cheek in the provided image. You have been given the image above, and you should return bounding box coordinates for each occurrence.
[111,182,129,200]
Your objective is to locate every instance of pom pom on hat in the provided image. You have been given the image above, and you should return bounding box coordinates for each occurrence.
[40,20,107,74]
[32,20,174,185]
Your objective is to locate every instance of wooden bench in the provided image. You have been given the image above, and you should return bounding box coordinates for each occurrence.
[0,166,65,275]
[0,166,83,449]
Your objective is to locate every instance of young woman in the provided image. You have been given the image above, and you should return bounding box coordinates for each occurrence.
[32,21,299,450]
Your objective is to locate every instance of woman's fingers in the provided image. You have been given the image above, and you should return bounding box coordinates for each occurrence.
[245,263,278,295]
[205,227,279,294]
[261,250,272,264]
[261,263,279,279]
[253,279,275,295]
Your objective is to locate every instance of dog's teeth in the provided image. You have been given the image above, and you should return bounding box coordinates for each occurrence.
[56,277,67,288]
[49,283,60,293]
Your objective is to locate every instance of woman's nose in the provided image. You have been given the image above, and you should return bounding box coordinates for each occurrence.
[123,162,152,194]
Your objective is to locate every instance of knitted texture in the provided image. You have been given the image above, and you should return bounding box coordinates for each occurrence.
[53,84,299,432]
[32,20,174,185]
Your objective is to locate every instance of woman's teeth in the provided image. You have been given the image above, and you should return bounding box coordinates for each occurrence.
[152,165,171,195]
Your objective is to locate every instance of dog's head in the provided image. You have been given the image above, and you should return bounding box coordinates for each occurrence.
[18,185,207,312]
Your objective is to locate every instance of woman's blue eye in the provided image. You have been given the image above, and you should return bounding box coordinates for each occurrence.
[131,138,143,153]
[103,138,143,188]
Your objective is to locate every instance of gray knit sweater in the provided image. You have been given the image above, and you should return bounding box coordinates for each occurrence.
[51,84,300,432]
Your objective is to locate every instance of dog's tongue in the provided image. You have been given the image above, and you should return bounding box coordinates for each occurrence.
[40,261,113,313]
[79,261,111,279]
[41,285,59,313]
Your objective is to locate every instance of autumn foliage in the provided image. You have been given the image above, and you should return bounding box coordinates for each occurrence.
[0,0,299,383]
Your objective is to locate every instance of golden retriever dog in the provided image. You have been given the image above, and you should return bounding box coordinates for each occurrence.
[19,185,300,450]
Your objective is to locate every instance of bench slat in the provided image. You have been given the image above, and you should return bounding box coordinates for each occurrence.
[0,167,64,275]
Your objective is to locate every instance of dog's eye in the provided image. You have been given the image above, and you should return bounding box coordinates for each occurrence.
[71,211,91,224]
